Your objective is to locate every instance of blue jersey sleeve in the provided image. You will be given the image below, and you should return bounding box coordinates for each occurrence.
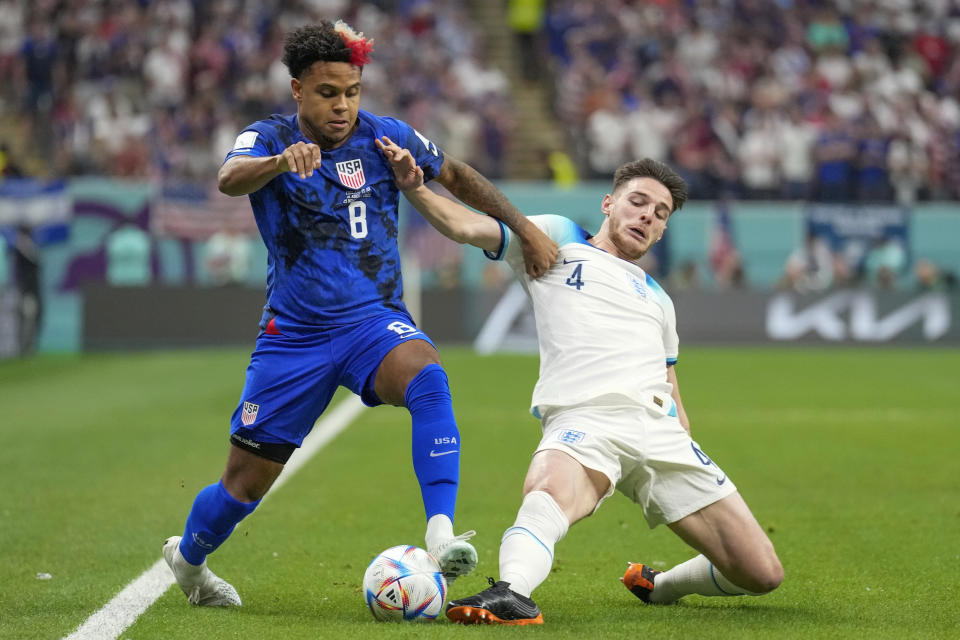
[370,115,445,182]
[223,122,278,163]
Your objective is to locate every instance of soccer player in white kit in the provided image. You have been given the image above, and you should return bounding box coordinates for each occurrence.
[377,137,784,625]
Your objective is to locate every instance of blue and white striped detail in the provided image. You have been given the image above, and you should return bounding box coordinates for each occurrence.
[483,215,592,261]
[502,526,554,560]
[483,220,508,260]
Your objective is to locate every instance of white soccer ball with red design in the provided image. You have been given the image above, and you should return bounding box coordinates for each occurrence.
[363,545,447,622]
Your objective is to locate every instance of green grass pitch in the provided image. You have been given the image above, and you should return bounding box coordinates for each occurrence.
[1,346,958,639]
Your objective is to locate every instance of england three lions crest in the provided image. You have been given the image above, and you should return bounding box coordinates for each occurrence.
[336,159,366,189]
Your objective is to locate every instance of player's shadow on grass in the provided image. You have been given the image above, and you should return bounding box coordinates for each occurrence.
[604,598,824,626]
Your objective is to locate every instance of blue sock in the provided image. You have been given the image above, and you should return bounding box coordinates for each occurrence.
[406,364,459,522]
[179,480,260,565]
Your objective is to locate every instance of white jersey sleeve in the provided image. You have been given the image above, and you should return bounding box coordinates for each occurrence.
[645,276,679,365]
[485,215,680,416]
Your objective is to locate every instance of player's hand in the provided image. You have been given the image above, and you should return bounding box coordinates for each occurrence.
[375,136,424,191]
[518,220,558,278]
[275,141,322,179]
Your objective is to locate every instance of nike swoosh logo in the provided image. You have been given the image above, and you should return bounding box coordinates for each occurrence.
[429,450,458,457]
[716,475,726,486]
[562,258,587,264]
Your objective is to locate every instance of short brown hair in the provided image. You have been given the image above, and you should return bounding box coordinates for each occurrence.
[613,159,687,213]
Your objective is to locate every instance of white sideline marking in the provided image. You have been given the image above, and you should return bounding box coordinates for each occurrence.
[64,395,367,640]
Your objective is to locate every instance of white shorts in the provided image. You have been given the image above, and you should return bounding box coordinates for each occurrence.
[537,399,737,528]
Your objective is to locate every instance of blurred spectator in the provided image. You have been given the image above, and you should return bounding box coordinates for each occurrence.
[508,0,546,82]
[11,224,41,355]
[0,143,24,177]
[536,147,578,188]
[863,235,907,290]
[668,260,701,292]
[856,114,893,202]
[586,89,628,176]
[780,230,834,293]
[708,207,745,289]
[626,85,681,165]
[812,109,857,202]
[831,252,855,289]
[777,106,817,200]
[672,106,721,199]
[738,115,781,200]
[21,20,57,113]
[914,259,957,292]
[806,6,849,53]
[204,230,252,286]
[477,98,512,180]
[887,132,928,205]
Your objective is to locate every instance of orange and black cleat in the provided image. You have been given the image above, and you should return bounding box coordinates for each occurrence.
[622,562,662,603]
[446,578,544,625]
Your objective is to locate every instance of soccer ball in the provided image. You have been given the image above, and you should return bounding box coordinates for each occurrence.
[363,545,447,622]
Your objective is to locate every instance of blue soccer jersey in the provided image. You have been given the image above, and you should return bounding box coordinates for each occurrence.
[224,109,445,326]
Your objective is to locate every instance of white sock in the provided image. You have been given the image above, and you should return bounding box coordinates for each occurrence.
[425,514,454,552]
[499,491,569,597]
[649,554,756,604]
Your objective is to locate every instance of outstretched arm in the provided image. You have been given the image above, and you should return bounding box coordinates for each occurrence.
[376,136,502,252]
[218,141,322,196]
[433,154,557,277]
[667,365,691,435]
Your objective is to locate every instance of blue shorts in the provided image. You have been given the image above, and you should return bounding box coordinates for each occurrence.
[229,309,435,447]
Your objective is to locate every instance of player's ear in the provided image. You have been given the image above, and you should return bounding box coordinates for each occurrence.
[600,194,613,217]
[291,77,302,102]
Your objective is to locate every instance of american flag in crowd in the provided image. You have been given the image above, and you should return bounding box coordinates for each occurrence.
[152,183,259,239]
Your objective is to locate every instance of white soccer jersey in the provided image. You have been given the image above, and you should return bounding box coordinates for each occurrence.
[486,215,679,417]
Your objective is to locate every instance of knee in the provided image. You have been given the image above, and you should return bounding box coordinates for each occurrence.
[764,556,785,592]
[221,473,270,503]
[222,453,282,502]
[744,555,784,594]
[403,363,450,407]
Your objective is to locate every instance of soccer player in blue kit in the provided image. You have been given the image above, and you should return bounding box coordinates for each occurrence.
[161,20,557,607]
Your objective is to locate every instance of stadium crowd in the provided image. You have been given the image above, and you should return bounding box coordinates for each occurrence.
[2,0,957,297]
[543,0,960,203]
[5,0,960,203]
[1,0,511,181]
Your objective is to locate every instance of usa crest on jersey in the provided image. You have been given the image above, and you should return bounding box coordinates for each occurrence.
[336,159,366,189]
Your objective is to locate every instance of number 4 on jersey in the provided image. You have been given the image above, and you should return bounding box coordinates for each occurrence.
[565,264,585,290]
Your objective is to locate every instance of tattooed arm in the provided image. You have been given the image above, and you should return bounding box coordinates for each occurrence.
[434,155,557,277]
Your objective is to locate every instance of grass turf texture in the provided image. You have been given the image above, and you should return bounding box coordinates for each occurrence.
[1,346,958,639]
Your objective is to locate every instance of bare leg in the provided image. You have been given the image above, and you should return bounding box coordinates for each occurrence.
[499,450,609,596]
[222,444,284,502]
[643,492,783,603]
